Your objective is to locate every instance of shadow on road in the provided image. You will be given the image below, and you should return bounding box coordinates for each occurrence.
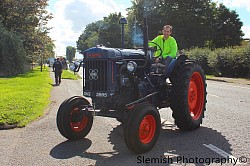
[50,123,232,166]
[50,139,92,159]
[49,83,60,87]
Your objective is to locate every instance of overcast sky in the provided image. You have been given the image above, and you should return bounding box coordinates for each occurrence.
[46,0,250,58]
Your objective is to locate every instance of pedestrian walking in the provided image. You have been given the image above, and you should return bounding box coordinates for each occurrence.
[52,58,63,85]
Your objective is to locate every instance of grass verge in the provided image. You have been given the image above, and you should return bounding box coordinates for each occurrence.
[205,75,214,79]
[0,67,52,127]
[62,69,81,80]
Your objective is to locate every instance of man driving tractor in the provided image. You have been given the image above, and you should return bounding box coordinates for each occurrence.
[149,25,178,75]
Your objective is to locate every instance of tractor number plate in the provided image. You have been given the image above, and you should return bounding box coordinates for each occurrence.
[96,93,108,98]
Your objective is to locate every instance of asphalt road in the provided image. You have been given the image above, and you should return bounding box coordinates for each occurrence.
[0,70,249,166]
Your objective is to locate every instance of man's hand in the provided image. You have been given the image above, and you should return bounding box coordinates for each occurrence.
[154,57,162,63]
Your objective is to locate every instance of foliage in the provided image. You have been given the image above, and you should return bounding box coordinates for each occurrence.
[0,67,52,127]
[210,4,244,48]
[247,42,250,49]
[0,0,54,75]
[212,48,250,77]
[99,13,123,48]
[76,13,123,51]
[0,23,28,76]
[77,0,244,50]
[77,21,102,51]
[127,0,213,49]
[126,0,243,49]
[186,47,213,74]
[66,46,76,63]
[186,47,250,78]
[62,70,81,80]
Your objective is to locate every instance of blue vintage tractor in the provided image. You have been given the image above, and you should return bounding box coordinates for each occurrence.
[56,19,207,154]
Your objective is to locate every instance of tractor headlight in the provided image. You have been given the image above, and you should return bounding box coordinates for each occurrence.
[127,61,137,72]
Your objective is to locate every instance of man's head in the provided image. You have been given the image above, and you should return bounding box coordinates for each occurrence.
[56,58,60,61]
[162,25,172,39]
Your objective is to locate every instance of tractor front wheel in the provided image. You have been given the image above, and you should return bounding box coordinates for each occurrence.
[57,96,93,140]
[124,103,161,154]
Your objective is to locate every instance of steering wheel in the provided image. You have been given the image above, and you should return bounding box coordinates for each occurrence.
[148,41,163,59]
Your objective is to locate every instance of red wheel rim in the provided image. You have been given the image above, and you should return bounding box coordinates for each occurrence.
[70,107,88,132]
[188,72,205,120]
[139,114,156,144]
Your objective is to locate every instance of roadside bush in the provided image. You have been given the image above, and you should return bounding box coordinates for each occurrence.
[240,47,250,78]
[0,23,28,76]
[211,48,250,78]
[206,51,220,76]
[186,47,213,74]
[186,47,250,78]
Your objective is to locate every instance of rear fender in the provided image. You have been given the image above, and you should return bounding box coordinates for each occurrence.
[171,55,190,72]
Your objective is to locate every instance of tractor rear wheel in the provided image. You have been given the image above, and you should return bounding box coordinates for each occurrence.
[57,96,93,140]
[170,61,207,131]
[124,103,161,154]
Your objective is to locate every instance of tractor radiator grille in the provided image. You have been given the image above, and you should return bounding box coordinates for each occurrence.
[85,60,108,91]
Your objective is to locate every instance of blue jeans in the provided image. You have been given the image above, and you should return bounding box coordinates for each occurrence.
[161,56,173,76]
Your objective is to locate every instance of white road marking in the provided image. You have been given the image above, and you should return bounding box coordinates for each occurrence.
[208,81,250,90]
[208,94,220,97]
[203,144,240,165]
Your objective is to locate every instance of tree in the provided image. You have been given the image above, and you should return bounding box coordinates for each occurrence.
[66,46,76,62]
[98,13,122,48]
[127,0,243,49]
[77,21,102,51]
[0,23,27,76]
[211,4,244,48]
[76,0,243,51]
[170,0,213,49]
[0,0,53,63]
[127,0,213,49]
[126,0,160,47]
[77,13,124,51]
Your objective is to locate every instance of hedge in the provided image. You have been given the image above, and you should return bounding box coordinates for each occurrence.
[186,46,250,78]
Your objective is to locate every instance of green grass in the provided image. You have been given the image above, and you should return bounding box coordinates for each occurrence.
[62,69,81,80]
[205,75,214,79]
[0,67,52,127]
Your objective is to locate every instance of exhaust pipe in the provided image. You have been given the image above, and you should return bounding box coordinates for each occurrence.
[143,17,149,55]
[137,17,150,69]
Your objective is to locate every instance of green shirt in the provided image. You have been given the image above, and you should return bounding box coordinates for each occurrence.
[148,35,178,59]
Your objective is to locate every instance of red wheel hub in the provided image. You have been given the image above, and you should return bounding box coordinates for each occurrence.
[70,107,88,132]
[188,72,205,120]
[139,115,156,144]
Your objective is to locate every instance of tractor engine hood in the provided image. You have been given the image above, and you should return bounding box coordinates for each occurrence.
[82,46,145,60]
